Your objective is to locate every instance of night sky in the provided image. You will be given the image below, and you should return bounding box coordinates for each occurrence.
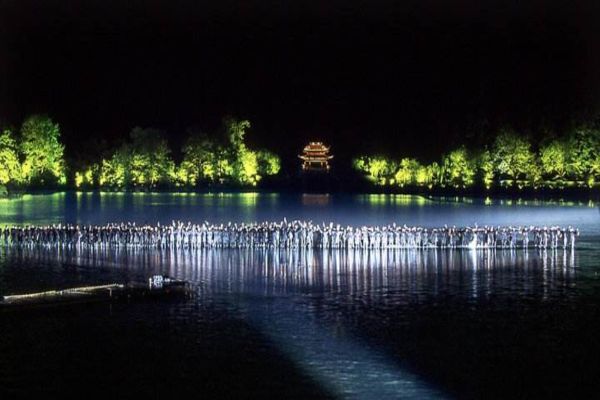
[1,0,600,165]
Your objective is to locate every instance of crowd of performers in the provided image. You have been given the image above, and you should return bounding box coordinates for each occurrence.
[0,220,579,250]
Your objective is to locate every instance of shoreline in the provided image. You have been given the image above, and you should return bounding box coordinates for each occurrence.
[1,187,599,205]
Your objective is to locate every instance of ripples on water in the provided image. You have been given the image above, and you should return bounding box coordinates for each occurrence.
[0,246,580,299]
[1,245,596,399]
[1,193,599,399]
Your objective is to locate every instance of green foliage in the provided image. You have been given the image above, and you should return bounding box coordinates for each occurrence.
[354,156,439,188]
[440,147,476,188]
[257,150,281,176]
[477,149,494,189]
[565,126,600,183]
[354,156,397,185]
[5,112,600,192]
[74,167,96,188]
[224,117,251,152]
[179,118,280,187]
[129,128,176,187]
[394,158,420,187]
[19,115,65,184]
[539,139,568,180]
[0,129,23,185]
[180,134,218,185]
[491,129,536,184]
[354,126,600,190]
[591,154,600,178]
[234,148,259,185]
[97,128,175,189]
[2,114,281,190]
[424,162,441,187]
[416,162,440,188]
[99,148,127,187]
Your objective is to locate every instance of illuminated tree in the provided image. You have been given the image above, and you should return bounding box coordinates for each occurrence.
[224,117,251,152]
[74,165,97,188]
[257,150,281,176]
[353,156,397,185]
[394,158,420,186]
[491,129,536,185]
[19,115,65,184]
[96,128,175,189]
[477,149,494,189]
[565,126,600,184]
[99,148,127,187]
[416,162,440,188]
[539,139,568,180]
[127,127,176,187]
[215,150,234,182]
[590,154,600,185]
[0,129,23,185]
[224,118,263,185]
[180,134,218,185]
[179,119,280,187]
[441,147,476,187]
[352,124,600,191]
[236,148,260,185]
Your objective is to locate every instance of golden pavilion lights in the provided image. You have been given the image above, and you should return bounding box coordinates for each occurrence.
[299,141,333,171]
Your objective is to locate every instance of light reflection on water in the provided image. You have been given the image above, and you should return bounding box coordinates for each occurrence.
[0,246,580,399]
[1,192,598,235]
[1,192,599,398]
[0,246,578,300]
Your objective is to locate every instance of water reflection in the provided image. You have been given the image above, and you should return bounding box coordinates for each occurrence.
[1,193,599,238]
[0,192,597,399]
[1,247,576,300]
[359,194,430,206]
[0,245,586,399]
[302,194,330,206]
[0,193,67,225]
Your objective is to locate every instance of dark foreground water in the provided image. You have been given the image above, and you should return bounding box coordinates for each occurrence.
[1,192,599,399]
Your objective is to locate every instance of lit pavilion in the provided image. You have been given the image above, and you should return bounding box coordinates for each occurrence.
[298,141,333,171]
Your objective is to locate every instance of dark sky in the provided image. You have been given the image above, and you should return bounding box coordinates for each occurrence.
[1,0,600,164]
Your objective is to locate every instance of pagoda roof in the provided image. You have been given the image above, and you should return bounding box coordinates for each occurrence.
[302,141,330,152]
[299,141,334,160]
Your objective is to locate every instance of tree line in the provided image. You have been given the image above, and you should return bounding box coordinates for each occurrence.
[3,114,600,193]
[0,115,281,192]
[353,126,600,190]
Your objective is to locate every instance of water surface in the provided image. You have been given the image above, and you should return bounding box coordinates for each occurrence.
[1,192,599,399]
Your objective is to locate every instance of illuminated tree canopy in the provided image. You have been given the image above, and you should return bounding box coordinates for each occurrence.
[88,128,176,189]
[491,130,536,184]
[394,158,420,187]
[179,118,281,187]
[354,126,600,190]
[19,115,66,185]
[0,116,67,190]
[353,156,398,185]
[0,129,23,185]
[441,147,475,188]
[69,118,282,190]
[477,149,495,189]
[565,126,600,186]
[539,139,568,180]
[2,113,600,193]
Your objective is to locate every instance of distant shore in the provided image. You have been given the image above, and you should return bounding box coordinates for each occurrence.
[2,184,599,203]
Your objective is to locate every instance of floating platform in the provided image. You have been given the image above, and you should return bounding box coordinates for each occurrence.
[1,276,191,309]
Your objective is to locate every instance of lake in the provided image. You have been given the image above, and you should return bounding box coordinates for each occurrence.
[1,192,599,399]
